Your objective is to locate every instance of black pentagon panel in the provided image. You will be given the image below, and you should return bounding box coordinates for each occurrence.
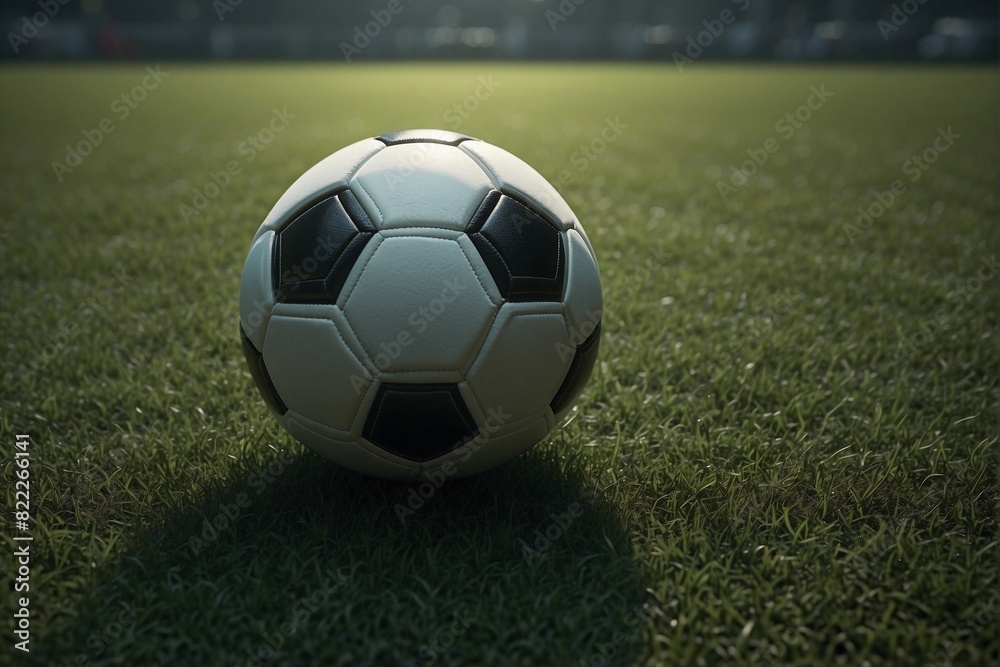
[363,384,479,462]
[240,326,288,416]
[466,191,564,302]
[376,129,475,146]
[273,189,376,304]
[550,321,601,415]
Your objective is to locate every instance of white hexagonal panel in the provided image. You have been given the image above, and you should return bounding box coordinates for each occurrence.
[350,143,493,231]
[270,302,375,376]
[342,236,497,373]
[239,230,275,350]
[563,229,603,341]
[262,314,370,432]
[466,304,574,424]
[254,138,384,244]
[460,139,577,230]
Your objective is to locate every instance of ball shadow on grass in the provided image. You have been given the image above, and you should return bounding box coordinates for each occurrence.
[45,446,648,666]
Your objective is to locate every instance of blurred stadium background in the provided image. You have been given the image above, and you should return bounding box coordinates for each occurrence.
[2,0,996,62]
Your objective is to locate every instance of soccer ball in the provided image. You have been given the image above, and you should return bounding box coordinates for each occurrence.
[239,129,602,479]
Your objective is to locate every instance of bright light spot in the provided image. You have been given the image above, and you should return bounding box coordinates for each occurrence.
[934,17,974,38]
[643,25,674,45]
[461,27,496,48]
[426,27,458,47]
[814,21,846,40]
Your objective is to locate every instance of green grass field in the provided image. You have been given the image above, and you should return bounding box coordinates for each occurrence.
[1,64,996,666]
